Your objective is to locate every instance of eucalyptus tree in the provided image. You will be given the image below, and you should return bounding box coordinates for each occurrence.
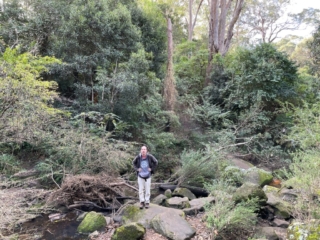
[238,0,309,44]
[205,0,245,86]
[187,0,204,41]
[141,0,185,112]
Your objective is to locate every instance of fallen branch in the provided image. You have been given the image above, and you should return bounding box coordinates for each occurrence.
[109,182,138,191]
[68,200,116,211]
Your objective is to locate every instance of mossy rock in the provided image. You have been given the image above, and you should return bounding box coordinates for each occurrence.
[121,205,142,223]
[233,182,267,204]
[111,222,145,240]
[244,167,273,187]
[262,185,280,195]
[287,220,320,240]
[164,189,172,198]
[77,211,106,233]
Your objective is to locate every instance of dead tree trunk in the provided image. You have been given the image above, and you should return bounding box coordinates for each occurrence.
[163,17,176,112]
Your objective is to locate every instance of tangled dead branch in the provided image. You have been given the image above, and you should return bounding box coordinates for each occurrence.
[47,174,137,210]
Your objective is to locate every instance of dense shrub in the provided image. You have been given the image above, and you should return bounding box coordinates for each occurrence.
[205,180,259,240]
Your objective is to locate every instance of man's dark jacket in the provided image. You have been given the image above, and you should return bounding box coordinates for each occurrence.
[132,153,158,176]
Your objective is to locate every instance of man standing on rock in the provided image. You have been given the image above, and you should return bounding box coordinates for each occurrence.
[133,145,158,209]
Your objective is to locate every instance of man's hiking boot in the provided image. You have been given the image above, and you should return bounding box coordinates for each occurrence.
[145,203,149,209]
[140,202,145,209]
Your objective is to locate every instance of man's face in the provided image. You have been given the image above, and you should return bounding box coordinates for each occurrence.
[141,146,147,156]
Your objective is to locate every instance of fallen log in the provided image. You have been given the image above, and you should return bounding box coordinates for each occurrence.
[68,200,116,211]
[159,184,209,197]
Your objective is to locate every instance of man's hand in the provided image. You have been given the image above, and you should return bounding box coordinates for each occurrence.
[148,168,151,172]
[138,168,142,172]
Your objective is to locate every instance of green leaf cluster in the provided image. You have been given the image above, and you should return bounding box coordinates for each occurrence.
[0,48,62,144]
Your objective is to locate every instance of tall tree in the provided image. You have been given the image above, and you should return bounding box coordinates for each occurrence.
[163,16,176,111]
[239,0,304,44]
[187,0,204,41]
[205,0,244,86]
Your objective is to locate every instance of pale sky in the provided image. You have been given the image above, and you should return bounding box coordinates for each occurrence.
[290,0,320,13]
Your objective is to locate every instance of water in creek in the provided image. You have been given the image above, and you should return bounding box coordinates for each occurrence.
[16,210,90,240]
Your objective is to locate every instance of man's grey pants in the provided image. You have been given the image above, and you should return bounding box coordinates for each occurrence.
[138,176,151,203]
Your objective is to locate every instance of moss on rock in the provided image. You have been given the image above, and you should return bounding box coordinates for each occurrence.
[77,211,106,233]
[122,205,141,223]
[244,167,273,187]
[111,222,145,240]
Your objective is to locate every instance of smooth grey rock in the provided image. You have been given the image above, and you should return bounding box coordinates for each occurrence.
[151,211,196,240]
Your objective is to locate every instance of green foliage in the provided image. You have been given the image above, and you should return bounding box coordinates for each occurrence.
[49,0,141,88]
[287,102,320,150]
[225,43,298,110]
[282,102,320,221]
[309,24,320,76]
[0,154,20,175]
[175,41,208,95]
[174,146,228,186]
[205,180,259,240]
[187,96,231,129]
[0,48,63,144]
[35,119,137,182]
[283,150,320,221]
[202,44,298,166]
[221,166,245,187]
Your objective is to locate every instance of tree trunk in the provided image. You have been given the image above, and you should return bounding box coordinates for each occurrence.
[204,0,244,86]
[163,17,176,112]
[188,0,204,41]
[188,0,193,41]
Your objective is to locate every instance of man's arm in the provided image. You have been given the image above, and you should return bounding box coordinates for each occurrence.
[132,156,139,171]
[149,154,158,172]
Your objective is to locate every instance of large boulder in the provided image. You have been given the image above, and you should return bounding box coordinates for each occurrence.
[233,182,267,204]
[111,222,145,240]
[77,211,106,233]
[151,211,196,240]
[121,203,195,239]
[287,220,320,240]
[173,188,196,200]
[244,167,273,187]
